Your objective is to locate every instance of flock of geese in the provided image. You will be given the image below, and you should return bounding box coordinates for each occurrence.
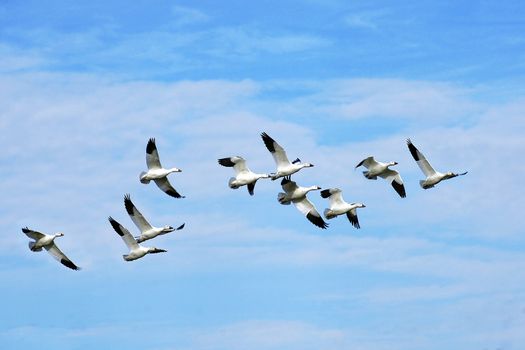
[22,133,467,270]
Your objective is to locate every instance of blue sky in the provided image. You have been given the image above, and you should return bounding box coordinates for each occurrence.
[1,1,525,349]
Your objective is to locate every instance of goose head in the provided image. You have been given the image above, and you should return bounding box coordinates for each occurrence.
[54,232,65,238]
[162,225,175,233]
[355,203,366,208]
[388,161,399,167]
[169,167,182,173]
[148,247,167,254]
[444,171,467,179]
[302,163,314,168]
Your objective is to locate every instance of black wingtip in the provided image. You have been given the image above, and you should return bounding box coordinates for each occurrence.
[165,189,184,198]
[61,258,80,271]
[292,158,301,164]
[355,159,365,169]
[123,194,134,215]
[146,138,156,154]
[22,227,30,233]
[108,216,124,236]
[320,189,331,198]
[280,176,291,186]
[176,223,185,230]
[406,138,420,161]
[307,212,329,229]
[391,181,407,198]
[218,157,236,167]
[261,132,276,153]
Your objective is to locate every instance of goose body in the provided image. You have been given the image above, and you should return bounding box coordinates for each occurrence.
[278,176,328,229]
[320,188,365,229]
[108,217,167,261]
[218,156,270,195]
[407,139,467,189]
[22,227,80,270]
[124,194,184,243]
[261,132,313,180]
[140,138,185,198]
[355,156,406,198]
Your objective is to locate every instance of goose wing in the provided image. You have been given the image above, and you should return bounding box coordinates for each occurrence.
[108,216,139,250]
[346,208,361,229]
[355,156,377,169]
[218,156,249,175]
[146,138,163,170]
[247,182,256,196]
[293,197,329,229]
[280,176,298,194]
[378,169,406,198]
[154,178,185,198]
[124,194,153,232]
[407,139,436,177]
[45,242,81,270]
[320,188,344,208]
[261,132,290,167]
[21,227,45,240]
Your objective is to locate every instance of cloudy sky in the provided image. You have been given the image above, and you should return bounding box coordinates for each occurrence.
[1,1,525,349]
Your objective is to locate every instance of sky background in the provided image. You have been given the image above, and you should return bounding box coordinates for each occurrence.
[1,1,525,349]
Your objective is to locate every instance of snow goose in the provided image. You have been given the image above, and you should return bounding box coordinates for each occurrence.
[22,227,80,270]
[320,188,365,229]
[108,217,167,261]
[261,132,314,180]
[124,194,184,243]
[355,156,406,198]
[407,139,467,189]
[278,176,328,229]
[140,138,185,198]
[218,156,270,195]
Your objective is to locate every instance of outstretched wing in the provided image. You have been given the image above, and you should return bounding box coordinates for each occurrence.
[124,194,153,232]
[108,216,139,250]
[320,188,344,208]
[247,182,256,196]
[378,169,406,198]
[154,178,185,198]
[280,176,298,194]
[218,156,249,175]
[21,227,45,240]
[293,197,329,229]
[261,132,290,167]
[146,138,163,170]
[45,242,81,270]
[407,139,436,177]
[346,208,361,229]
[355,156,377,169]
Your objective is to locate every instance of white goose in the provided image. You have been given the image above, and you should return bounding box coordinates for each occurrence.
[355,156,406,198]
[407,139,467,189]
[140,138,185,198]
[278,176,328,229]
[218,156,270,195]
[22,227,80,270]
[261,132,314,180]
[124,194,184,243]
[108,216,167,261]
[320,188,365,229]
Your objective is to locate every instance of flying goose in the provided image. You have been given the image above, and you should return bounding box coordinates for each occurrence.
[218,156,270,195]
[407,139,468,189]
[320,188,365,229]
[124,194,184,243]
[355,156,406,198]
[108,216,167,261]
[261,132,314,180]
[140,138,185,198]
[278,176,328,229]
[21,227,80,270]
